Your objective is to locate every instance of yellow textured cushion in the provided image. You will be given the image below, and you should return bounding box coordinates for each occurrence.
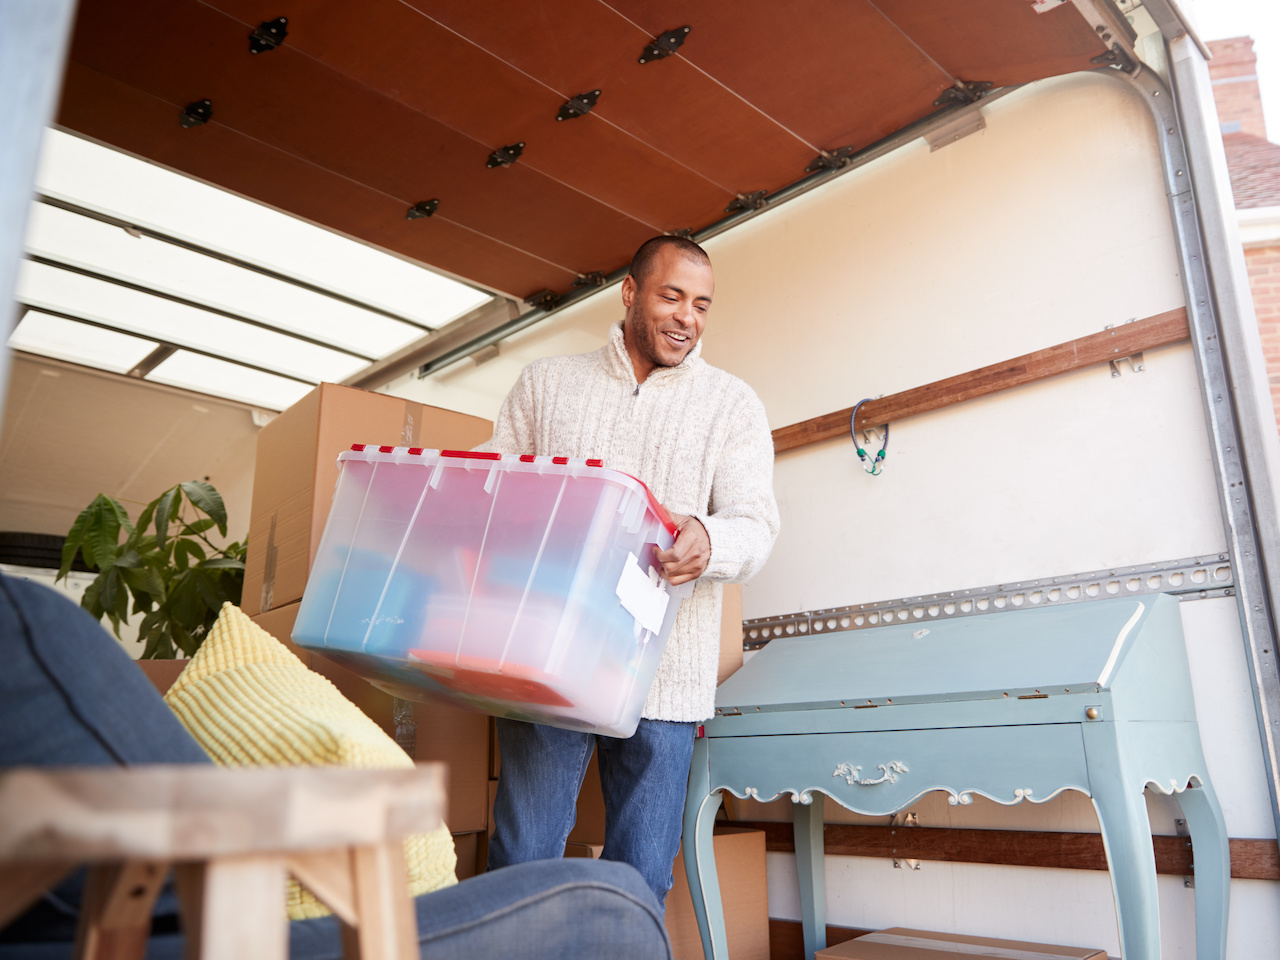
[165,603,457,919]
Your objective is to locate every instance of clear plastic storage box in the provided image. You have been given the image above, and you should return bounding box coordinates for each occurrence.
[292,446,690,737]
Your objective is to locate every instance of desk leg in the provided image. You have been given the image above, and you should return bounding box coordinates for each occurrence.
[793,799,826,960]
[684,736,727,960]
[1176,781,1230,960]
[1086,730,1161,960]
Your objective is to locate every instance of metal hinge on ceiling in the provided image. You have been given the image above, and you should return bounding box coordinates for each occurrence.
[249,17,288,55]
[179,100,212,128]
[487,143,525,168]
[405,200,438,220]
[933,81,993,108]
[639,26,691,64]
[806,146,858,173]
[556,90,601,122]
[725,191,768,213]
[524,289,561,311]
[1091,43,1139,74]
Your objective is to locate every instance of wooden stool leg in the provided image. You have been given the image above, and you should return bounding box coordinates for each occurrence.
[176,856,287,960]
[74,860,169,960]
[341,843,417,960]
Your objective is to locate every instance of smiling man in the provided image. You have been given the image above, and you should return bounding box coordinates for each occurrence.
[482,236,780,913]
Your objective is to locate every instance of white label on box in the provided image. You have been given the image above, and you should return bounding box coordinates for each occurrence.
[616,552,670,635]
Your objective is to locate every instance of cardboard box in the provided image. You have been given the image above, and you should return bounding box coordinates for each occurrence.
[719,583,744,685]
[243,382,491,616]
[815,929,1107,960]
[252,600,492,832]
[453,832,481,881]
[666,827,769,960]
[247,601,313,667]
[564,841,604,858]
[136,659,188,695]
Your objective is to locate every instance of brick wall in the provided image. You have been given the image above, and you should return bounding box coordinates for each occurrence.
[1207,36,1267,139]
[1245,244,1280,428]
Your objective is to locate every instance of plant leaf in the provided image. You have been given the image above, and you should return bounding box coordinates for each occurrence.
[99,566,121,620]
[121,566,164,608]
[59,508,92,580]
[84,495,127,569]
[136,499,157,536]
[197,556,245,571]
[114,548,144,569]
[167,570,204,628]
[174,539,206,571]
[180,518,217,537]
[154,486,180,553]
[81,577,105,620]
[172,621,200,658]
[182,480,228,536]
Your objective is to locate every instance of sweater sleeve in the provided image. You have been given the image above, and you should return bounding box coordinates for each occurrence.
[477,365,538,455]
[693,386,780,583]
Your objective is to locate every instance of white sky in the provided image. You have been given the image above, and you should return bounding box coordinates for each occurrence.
[1184,0,1280,141]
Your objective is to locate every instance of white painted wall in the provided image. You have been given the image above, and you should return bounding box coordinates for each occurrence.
[390,70,1277,956]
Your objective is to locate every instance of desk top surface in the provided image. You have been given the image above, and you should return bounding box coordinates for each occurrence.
[715,597,1166,714]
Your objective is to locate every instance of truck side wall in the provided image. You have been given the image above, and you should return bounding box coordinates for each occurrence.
[389,72,1279,955]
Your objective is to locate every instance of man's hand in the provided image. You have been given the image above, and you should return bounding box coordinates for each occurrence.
[654,513,711,586]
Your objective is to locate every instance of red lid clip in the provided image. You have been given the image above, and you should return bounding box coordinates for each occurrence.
[441,450,501,461]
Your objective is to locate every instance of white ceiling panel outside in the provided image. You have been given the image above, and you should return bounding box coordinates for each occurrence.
[7,311,157,375]
[16,260,366,384]
[23,203,428,357]
[145,352,314,411]
[6,130,497,410]
[34,131,492,327]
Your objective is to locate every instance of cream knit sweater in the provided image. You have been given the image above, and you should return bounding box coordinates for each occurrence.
[482,323,780,722]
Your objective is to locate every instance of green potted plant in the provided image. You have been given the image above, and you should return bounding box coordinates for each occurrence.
[56,481,245,658]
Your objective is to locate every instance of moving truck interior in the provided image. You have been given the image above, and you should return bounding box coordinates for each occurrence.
[3,1,1279,957]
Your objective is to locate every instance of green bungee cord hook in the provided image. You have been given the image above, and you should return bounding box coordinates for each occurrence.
[850,398,889,476]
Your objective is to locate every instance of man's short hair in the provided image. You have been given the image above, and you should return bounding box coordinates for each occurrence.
[628,236,710,289]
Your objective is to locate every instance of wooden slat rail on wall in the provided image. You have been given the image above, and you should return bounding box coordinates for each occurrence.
[733,819,1280,881]
[772,307,1191,454]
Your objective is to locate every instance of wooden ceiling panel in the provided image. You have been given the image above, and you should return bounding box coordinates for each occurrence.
[67,0,651,279]
[608,0,954,149]
[403,0,818,192]
[871,0,1110,87]
[56,63,576,298]
[202,0,733,232]
[55,0,1117,301]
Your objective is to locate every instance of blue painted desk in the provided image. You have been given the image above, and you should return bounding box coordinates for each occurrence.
[683,595,1228,960]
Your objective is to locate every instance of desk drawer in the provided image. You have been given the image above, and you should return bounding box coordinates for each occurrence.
[707,724,1089,815]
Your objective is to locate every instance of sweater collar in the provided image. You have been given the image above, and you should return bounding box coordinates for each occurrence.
[605,321,703,386]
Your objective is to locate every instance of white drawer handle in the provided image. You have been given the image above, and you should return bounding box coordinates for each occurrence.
[833,760,909,786]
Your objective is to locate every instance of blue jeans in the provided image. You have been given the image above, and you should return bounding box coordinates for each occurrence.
[0,575,671,960]
[488,718,698,912]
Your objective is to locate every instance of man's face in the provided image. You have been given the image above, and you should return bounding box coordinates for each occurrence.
[620,246,714,381]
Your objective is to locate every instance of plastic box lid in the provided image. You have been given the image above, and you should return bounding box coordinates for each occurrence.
[293,446,691,737]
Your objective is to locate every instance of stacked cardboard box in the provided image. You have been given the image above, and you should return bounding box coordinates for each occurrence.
[815,929,1106,960]
[242,382,491,617]
[243,383,495,868]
